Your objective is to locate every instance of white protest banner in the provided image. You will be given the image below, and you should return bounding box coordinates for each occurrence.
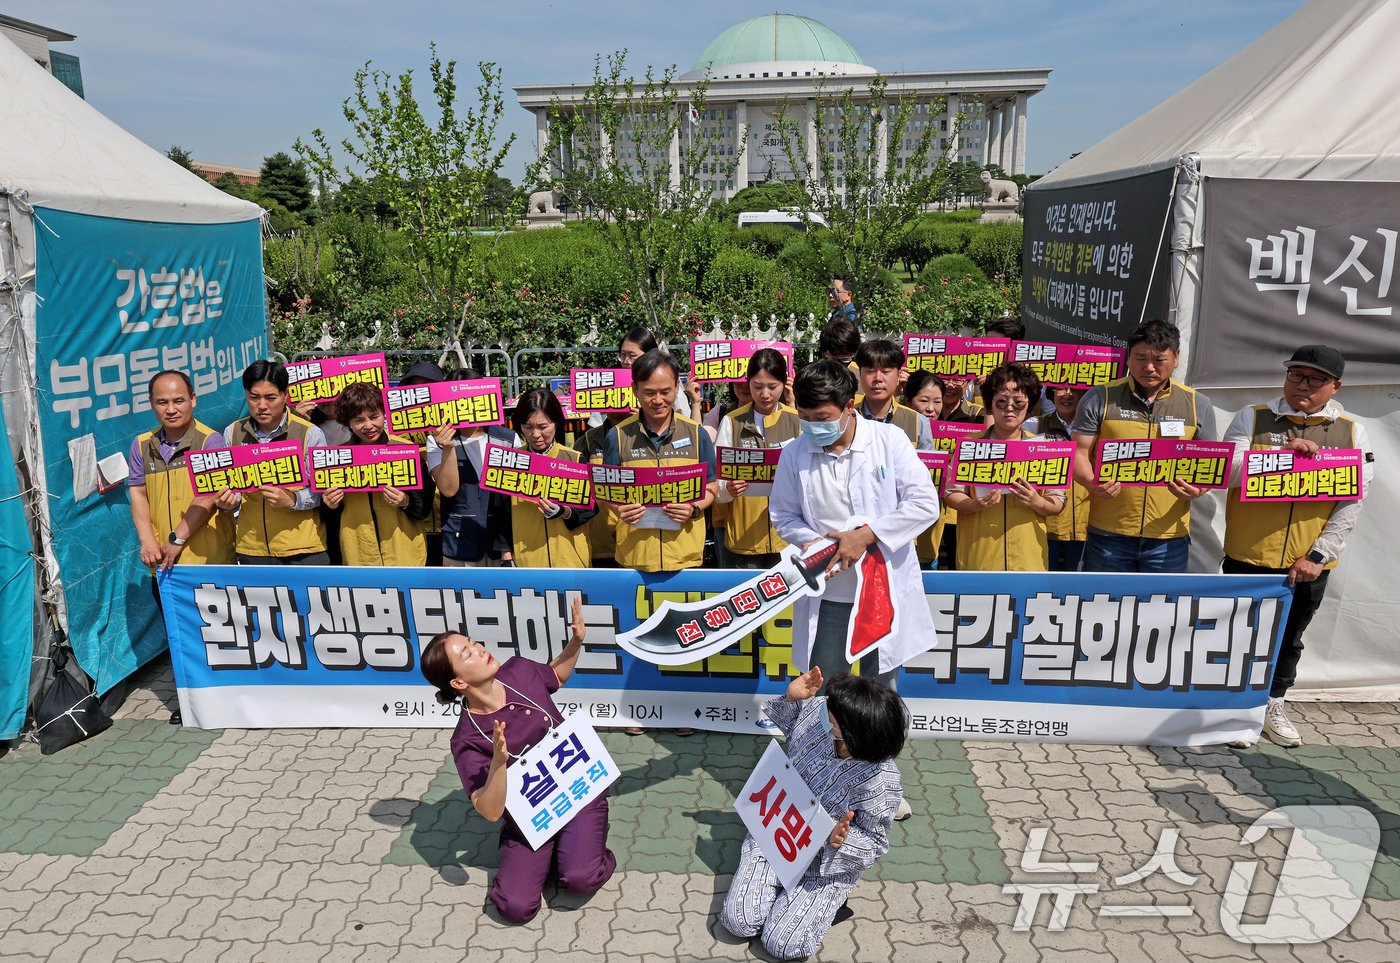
[736,741,837,891]
[504,712,620,850]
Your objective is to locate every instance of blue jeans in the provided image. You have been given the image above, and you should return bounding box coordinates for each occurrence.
[1082,530,1190,573]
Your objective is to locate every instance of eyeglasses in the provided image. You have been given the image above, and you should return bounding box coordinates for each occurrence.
[618,352,642,365]
[992,398,1029,412]
[1286,369,1334,389]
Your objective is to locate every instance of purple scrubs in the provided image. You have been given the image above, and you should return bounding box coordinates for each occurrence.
[450,657,616,923]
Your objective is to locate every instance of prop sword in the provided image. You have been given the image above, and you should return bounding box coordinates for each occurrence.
[617,519,898,666]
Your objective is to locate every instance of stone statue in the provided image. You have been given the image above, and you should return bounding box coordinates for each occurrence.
[980,169,1020,205]
[528,187,563,216]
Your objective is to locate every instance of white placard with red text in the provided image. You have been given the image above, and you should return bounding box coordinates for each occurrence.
[735,740,836,890]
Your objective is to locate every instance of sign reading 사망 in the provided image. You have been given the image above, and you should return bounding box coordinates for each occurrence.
[735,740,836,891]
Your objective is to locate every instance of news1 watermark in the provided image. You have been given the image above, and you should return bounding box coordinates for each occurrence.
[1003,806,1380,944]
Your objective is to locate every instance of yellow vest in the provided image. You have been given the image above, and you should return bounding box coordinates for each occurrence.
[723,403,798,557]
[511,442,592,568]
[229,413,328,558]
[955,428,1049,571]
[135,420,236,565]
[1089,378,1202,540]
[1039,413,1090,542]
[576,422,618,561]
[338,432,428,566]
[613,414,707,573]
[1224,405,1356,570]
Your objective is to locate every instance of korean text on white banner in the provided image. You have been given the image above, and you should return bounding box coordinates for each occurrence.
[1197,178,1400,387]
[159,567,1292,747]
[503,712,620,850]
[736,742,836,890]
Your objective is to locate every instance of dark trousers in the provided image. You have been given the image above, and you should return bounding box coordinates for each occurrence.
[809,600,897,690]
[1048,539,1085,572]
[492,794,616,924]
[1223,556,1331,698]
[237,551,331,566]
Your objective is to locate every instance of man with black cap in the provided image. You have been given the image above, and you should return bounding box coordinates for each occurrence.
[1222,344,1374,747]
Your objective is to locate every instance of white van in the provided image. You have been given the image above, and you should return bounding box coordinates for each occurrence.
[736,209,830,232]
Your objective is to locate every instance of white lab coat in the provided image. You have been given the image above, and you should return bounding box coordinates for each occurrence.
[769,418,940,674]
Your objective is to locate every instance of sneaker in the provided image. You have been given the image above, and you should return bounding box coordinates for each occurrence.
[1226,738,1255,750]
[894,798,912,821]
[1263,698,1302,747]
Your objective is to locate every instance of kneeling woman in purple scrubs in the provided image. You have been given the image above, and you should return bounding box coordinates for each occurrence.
[421,598,615,923]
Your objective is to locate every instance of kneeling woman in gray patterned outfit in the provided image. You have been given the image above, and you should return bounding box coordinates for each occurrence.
[721,667,907,960]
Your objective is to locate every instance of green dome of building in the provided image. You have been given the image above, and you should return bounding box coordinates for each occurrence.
[685,14,874,79]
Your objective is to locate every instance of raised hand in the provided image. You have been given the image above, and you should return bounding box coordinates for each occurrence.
[829,810,855,849]
[786,665,823,702]
[491,720,509,765]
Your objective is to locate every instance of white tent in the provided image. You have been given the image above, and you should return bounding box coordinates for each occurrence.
[0,34,268,739]
[1026,0,1400,698]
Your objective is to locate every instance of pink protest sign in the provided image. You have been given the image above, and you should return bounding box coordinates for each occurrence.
[690,340,796,382]
[590,463,707,505]
[902,335,1010,381]
[1010,341,1124,389]
[286,353,388,405]
[917,450,953,495]
[926,420,986,459]
[953,439,1074,491]
[383,378,505,433]
[717,446,784,485]
[1240,448,1364,503]
[187,441,306,495]
[1096,439,1233,489]
[307,444,424,493]
[571,368,636,413]
[479,443,595,510]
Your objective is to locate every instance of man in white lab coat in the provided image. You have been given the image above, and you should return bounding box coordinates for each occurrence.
[770,360,941,689]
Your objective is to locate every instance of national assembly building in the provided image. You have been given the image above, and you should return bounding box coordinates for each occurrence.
[514,13,1051,200]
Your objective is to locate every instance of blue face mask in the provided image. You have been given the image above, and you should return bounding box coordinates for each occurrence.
[800,412,847,447]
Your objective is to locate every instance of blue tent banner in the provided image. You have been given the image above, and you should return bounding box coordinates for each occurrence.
[33,207,266,694]
[160,567,1293,746]
[0,445,35,740]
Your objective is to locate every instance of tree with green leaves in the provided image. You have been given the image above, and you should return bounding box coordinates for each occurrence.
[767,78,959,326]
[165,145,197,173]
[541,51,743,343]
[299,45,530,350]
[259,151,314,213]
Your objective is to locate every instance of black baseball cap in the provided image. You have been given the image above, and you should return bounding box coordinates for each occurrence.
[1284,345,1345,380]
[400,361,446,385]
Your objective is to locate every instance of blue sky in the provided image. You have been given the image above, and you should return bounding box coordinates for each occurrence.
[12,1,1309,182]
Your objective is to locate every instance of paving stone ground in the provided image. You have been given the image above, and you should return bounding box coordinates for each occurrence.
[1,657,1397,962]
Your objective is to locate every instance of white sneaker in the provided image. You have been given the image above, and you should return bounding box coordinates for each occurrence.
[894,798,912,821]
[1226,737,1255,749]
[1263,698,1302,747]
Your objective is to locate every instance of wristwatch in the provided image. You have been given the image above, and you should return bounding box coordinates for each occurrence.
[1306,549,1327,565]
[690,503,703,520]
[168,532,187,547]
